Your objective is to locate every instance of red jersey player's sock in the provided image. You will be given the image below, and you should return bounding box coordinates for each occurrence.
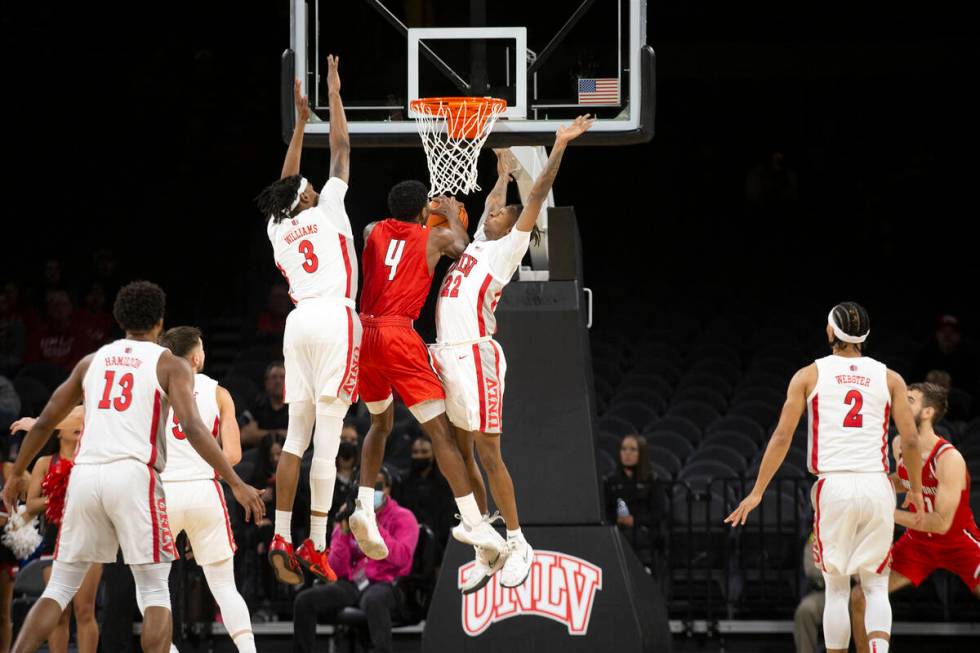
[275,510,292,542]
[456,493,483,527]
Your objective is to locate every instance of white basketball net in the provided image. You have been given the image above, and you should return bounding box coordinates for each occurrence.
[410,97,506,196]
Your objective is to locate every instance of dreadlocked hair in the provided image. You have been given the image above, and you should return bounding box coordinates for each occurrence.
[113,281,166,333]
[830,301,871,351]
[508,204,543,246]
[255,175,303,223]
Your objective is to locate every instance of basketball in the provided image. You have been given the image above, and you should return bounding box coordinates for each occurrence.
[426,201,469,230]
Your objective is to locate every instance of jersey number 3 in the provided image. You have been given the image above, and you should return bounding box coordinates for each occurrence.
[843,389,864,428]
[97,370,134,412]
[385,239,406,281]
[298,239,319,273]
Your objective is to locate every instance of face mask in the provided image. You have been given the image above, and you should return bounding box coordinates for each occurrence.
[374,490,386,510]
[410,457,432,474]
[337,441,356,461]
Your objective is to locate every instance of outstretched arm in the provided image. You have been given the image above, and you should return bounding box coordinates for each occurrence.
[484,149,518,214]
[326,55,350,184]
[725,365,812,527]
[515,115,594,233]
[889,370,924,517]
[281,79,310,179]
[895,449,965,534]
[2,356,90,511]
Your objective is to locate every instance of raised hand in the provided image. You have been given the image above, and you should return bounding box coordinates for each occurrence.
[326,54,341,95]
[493,148,519,179]
[293,79,310,123]
[555,114,595,145]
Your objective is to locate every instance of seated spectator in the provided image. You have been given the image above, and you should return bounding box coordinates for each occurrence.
[89,249,121,302]
[292,468,418,653]
[76,282,114,346]
[25,290,92,372]
[254,283,291,343]
[2,281,39,333]
[41,258,67,297]
[329,434,358,532]
[0,290,26,375]
[793,532,826,653]
[603,434,667,568]
[341,421,360,447]
[926,369,952,390]
[914,315,979,393]
[241,362,288,447]
[392,436,455,552]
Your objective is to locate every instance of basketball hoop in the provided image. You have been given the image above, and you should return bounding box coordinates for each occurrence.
[410,96,507,196]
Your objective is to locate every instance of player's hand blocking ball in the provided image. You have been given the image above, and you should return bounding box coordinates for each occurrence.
[426,196,469,230]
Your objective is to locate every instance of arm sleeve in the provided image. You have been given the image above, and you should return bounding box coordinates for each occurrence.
[488,229,532,280]
[317,177,353,236]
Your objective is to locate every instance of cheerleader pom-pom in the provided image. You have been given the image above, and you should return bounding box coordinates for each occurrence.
[2,506,43,559]
[42,458,74,525]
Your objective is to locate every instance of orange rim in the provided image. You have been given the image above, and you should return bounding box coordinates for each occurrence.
[410,96,507,139]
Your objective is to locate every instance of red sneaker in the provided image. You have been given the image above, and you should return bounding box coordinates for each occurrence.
[268,535,304,585]
[295,539,338,582]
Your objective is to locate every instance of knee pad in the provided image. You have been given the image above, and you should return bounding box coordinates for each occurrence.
[40,561,91,611]
[283,401,315,457]
[131,562,172,611]
[859,570,892,635]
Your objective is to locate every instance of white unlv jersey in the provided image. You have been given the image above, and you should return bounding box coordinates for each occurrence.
[160,373,220,482]
[76,339,169,473]
[267,177,358,306]
[806,355,891,475]
[435,228,531,344]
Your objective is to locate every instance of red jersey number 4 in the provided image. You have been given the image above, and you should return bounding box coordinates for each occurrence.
[385,239,406,280]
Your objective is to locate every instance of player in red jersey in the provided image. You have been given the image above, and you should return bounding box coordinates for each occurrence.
[851,382,980,652]
[349,183,506,562]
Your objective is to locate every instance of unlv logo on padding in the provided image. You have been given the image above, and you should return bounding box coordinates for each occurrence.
[458,550,602,636]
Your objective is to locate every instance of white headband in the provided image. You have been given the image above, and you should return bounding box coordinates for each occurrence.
[828,308,870,344]
[289,178,309,212]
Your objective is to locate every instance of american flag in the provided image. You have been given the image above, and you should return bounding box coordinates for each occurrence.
[577,77,620,105]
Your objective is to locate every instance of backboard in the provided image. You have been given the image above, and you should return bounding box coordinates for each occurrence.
[284,0,655,147]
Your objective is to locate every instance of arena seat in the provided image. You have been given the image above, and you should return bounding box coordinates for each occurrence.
[671,386,728,413]
[598,414,637,438]
[727,400,779,430]
[592,358,625,387]
[15,362,69,392]
[596,448,617,478]
[605,401,660,430]
[598,432,623,461]
[731,385,783,406]
[686,343,740,367]
[678,460,738,492]
[746,356,796,377]
[630,341,684,367]
[644,431,695,462]
[667,401,721,431]
[689,359,741,386]
[645,415,702,444]
[647,446,682,477]
[610,387,668,414]
[738,369,785,390]
[618,372,674,398]
[220,375,259,404]
[707,415,766,444]
[630,358,682,384]
[668,490,733,612]
[687,445,748,475]
[229,360,269,388]
[676,372,733,398]
[701,431,758,460]
[12,377,50,417]
[746,459,807,480]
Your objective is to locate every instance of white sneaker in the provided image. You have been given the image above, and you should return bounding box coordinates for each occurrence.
[460,545,507,595]
[349,501,389,560]
[499,538,533,588]
[452,519,506,559]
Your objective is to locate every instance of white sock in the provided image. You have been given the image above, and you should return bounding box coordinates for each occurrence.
[310,514,328,551]
[202,559,255,653]
[455,493,483,527]
[869,639,889,653]
[274,510,292,541]
[506,528,523,541]
[358,486,375,514]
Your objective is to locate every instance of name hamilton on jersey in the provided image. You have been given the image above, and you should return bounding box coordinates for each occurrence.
[104,355,143,369]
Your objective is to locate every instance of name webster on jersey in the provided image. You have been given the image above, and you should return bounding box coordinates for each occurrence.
[834,374,871,387]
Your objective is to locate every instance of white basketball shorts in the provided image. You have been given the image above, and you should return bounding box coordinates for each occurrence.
[811,471,895,577]
[55,459,175,565]
[283,299,361,405]
[164,479,237,566]
[429,339,507,434]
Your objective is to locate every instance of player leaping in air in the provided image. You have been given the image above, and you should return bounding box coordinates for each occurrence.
[349,184,505,561]
[255,55,361,585]
[851,382,980,652]
[430,117,594,593]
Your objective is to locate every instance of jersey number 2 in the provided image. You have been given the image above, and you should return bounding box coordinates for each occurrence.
[385,239,406,281]
[843,389,864,428]
[298,239,319,273]
[97,370,134,411]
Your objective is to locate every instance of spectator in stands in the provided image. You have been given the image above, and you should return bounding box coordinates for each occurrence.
[341,421,360,447]
[254,283,291,343]
[41,258,66,297]
[25,290,92,372]
[0,376,19,423]
[90,249,121,302]
[603,434,667,568]
[393,435,455,552]
[926,369,952,390]
[2,282,39,333]
[914,315,979,394]
[292,467,418,653]
[240,362,288,447]
[329,435,358,529]
[76,282,114,346]
[794,532,826,653]
[0,290,26,376]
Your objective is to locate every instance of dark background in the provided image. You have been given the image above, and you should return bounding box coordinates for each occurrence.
[2,1,975,338]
